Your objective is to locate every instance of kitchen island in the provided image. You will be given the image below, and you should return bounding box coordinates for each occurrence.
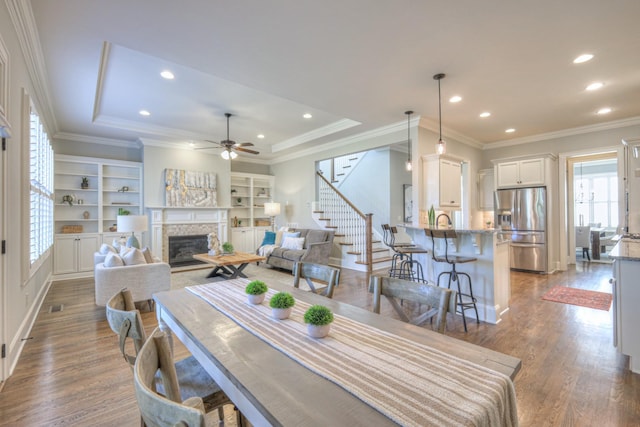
[402,226,511,324]
[609,238,640,373]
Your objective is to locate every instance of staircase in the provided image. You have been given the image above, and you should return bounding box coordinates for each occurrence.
[329,152,367,187]
[314,172,393,272]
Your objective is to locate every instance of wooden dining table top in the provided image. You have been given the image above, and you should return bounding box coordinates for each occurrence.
[154,280,521,426]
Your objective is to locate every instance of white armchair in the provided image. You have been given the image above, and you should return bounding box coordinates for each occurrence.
[94,260,170,306]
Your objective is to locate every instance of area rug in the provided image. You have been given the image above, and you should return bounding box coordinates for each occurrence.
[171,263,325,293]
[542,286,612,311]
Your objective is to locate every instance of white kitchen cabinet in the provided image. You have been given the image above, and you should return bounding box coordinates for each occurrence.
[54,234,99,276]
[478,168,495,211]
[495,158,544,188]
[612,256,640,373]
[422,155,462,210]
[230,227,256,253]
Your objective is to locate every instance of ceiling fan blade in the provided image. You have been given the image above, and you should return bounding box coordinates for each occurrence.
[235,142,254,147]
[204,139,221,145]
[235,147,260,155]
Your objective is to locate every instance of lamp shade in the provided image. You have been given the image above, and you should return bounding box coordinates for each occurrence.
[117,215,148,233]
[264,202,281,216]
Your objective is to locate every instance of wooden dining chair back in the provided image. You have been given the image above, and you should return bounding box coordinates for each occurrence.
[369,275,454,334]
[106,288,147,367]
[134,328,207,427]
[293,262,340,299]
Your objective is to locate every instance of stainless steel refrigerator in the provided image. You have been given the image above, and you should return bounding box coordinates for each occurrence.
[494,186,547,272]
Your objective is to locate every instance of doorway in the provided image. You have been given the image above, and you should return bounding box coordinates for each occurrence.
[564,150,620,265]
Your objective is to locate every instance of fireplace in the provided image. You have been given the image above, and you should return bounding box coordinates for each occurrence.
[168,235,208,267]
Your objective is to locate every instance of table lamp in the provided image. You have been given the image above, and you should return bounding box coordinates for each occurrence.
[117,215,148,249]
[264,202,281,231]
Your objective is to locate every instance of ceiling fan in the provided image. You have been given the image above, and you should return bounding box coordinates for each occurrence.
[198,112,259,159]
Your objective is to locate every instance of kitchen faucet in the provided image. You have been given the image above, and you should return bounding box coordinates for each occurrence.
[436,213,452,229]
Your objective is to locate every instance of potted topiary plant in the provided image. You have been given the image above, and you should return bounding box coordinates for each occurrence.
[81,176,89,189]
[245,280,268,304]
[221,241,234,255]
[269,292,295,319]
[303,305,334,338]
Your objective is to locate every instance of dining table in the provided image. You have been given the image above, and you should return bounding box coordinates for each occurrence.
[154,278,521,426]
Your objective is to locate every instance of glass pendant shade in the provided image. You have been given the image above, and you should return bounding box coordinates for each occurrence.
[230,150,238,159]
[405,110,413,172]
[436,139,446,155]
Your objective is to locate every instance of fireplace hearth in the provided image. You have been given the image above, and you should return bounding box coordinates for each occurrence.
[168,234,208,267]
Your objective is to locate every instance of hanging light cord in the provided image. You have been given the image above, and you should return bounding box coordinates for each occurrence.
[406,110,412,162]
[437,78,442,141]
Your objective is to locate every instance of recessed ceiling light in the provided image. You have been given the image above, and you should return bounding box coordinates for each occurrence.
[303,113,312,119]
[449,95,462,103]
[257,134,265,139]
[597,107,612,115]
[479,112,491,118]
[573,54,594,64]
[188,141,195,147]
[586,82,604,91]
[139,110,151,116]
[505,128,515,133]
[160,70,175,80]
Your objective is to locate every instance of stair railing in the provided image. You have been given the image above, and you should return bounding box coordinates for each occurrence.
[317,171,372,272]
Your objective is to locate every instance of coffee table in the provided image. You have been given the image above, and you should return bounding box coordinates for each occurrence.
[192,252,266,279]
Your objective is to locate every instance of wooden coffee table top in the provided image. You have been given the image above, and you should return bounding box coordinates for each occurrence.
[193,252,266,267]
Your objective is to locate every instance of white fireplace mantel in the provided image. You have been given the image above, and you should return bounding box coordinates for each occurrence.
[147,206,229,263]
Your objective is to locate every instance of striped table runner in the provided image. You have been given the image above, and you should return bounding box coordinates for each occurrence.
[187,280,518,427]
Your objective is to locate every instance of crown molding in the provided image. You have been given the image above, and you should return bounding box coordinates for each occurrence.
[5,0,58,133]
[271,118,361,153]
[485,116,640,149]
[53,132,137,148]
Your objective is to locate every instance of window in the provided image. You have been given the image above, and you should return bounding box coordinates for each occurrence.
[29,106,54,265]
[573,159,618,228]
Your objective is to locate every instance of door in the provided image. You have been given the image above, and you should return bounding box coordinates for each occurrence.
[0,135,5,382]
[518,158,545,185]
[439,159,461,207]
[78,235,99,272]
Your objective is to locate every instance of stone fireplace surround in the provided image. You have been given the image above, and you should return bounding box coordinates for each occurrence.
[147,207,228,265]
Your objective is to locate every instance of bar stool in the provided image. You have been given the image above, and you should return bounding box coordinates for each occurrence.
[427,228,479,332]
[390,226,429,282]
[381,224,413,278]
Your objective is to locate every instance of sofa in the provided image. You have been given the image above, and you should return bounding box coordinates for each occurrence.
[258,228,335,271]
[94,245,170,306]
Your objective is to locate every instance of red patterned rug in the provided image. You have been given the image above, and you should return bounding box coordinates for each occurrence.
[542,286,612,311]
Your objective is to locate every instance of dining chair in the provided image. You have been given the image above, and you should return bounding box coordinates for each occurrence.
[368,275,454,334]
[293,262,340,298]
[106,289,239,425]
[575,225,592,260]
[133,328,210,427]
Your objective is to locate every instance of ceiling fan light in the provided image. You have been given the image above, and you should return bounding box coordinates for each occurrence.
[230,150,238,159]
[221,150,230,160]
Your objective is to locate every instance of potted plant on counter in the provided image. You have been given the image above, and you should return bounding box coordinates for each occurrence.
[269,292,295,319]
[245,280,268,304]
[303,305,334,338]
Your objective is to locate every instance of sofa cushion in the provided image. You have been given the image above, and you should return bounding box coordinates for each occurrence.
[104,252,124,267]
[282,236,305,250]
[141,247,155,263]
[261,231,276,246]
[270,247,305,262]
[99,243,117,255]
[305,230,331,248]
[122,248,147,266]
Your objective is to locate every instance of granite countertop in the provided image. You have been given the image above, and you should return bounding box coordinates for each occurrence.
[609,239,640,261]
[404,224,498,235]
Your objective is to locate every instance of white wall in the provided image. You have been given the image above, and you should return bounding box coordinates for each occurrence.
[1,3,53,377]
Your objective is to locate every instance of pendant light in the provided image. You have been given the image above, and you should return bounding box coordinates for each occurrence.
[405,110,413,171]
[434,73,446,155]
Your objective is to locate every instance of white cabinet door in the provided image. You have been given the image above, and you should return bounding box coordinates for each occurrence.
[518,158,545,186]
[231,228,255,253]
[439,159,461,207]
[54,235,78,274]
[78,234,99,272]
[478,169,495,210]
[496,162,520,188]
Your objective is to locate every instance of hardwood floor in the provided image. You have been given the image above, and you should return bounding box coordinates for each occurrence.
[0,262,638,426]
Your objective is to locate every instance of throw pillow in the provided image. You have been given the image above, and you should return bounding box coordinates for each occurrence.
[281,236,305,250]
[99,243,117,255]
[112,238,122,251]
[261,231,276,246]
[122,248,147,266]
[283,231,301,240]
[141,247,155,263]
[103,252,124,267]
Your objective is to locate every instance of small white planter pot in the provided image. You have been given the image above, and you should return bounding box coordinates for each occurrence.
[247,293,266,305]
[307,323,331,338]
[271,307,292,320]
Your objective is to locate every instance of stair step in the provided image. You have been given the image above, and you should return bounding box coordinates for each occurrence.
[349,157,358,161]
[342,165,352,168]
[336,173,345,176]
[313,210,324,214]
[371,248,388,253]
[347,251,361,255]
[334,233,345,237]
[325,225,338,229]
[318,218,331,221]
[339,242,353,246]
[356,256,393,265]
